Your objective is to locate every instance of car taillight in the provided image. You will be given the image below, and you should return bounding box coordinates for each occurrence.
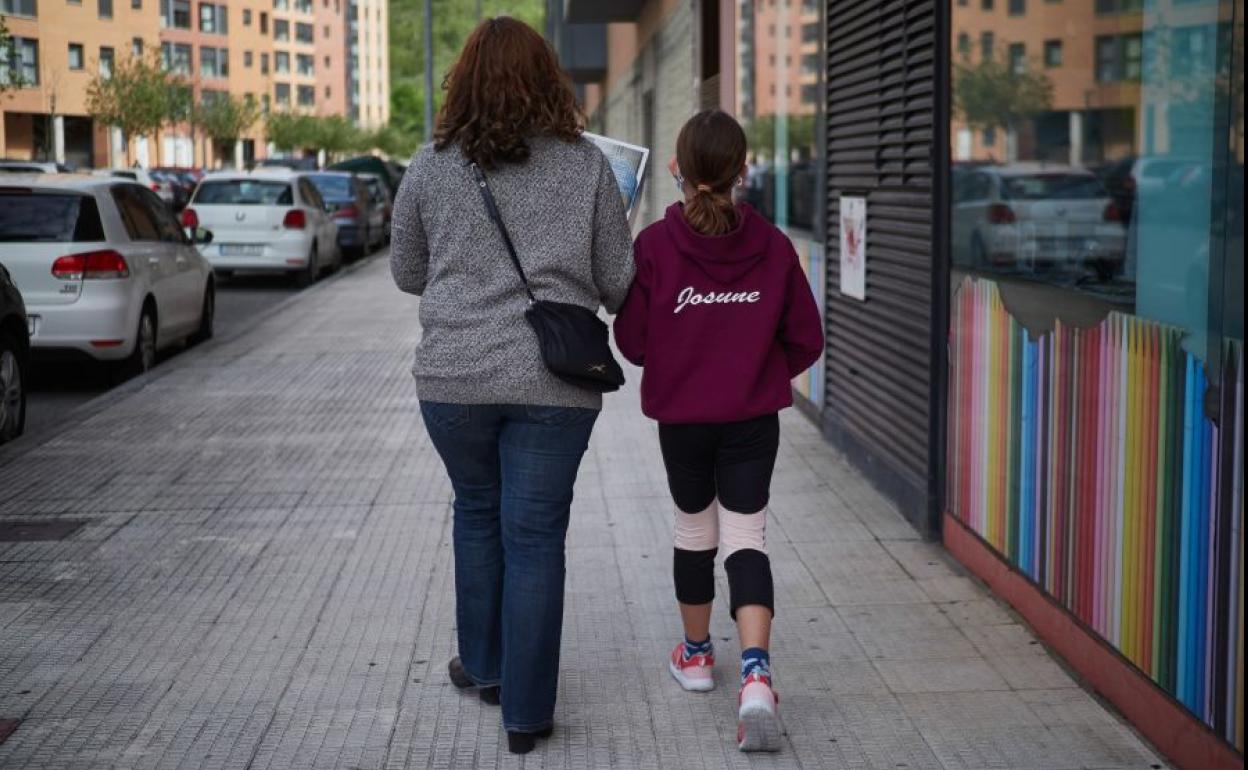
[181,208,199,228]
[1103,201,1125,222]
[283,209,307,229]
[51,250,129,280]
[151,183,162,192]
[335,204,359,219]
[987,203,1016,225]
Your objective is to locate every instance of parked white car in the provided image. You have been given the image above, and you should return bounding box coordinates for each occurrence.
[0,174,215,377]
[951,163,1128,280]
[182,170,340,286]
[1,160,73,174]
[92,168,177,207]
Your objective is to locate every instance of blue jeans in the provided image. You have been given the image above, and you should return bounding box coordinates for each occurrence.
[419,401,599,733]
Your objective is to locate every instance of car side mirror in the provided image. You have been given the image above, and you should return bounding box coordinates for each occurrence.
[192,227,214,245]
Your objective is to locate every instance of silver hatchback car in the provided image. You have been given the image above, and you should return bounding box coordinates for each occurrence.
[0,174,216,377]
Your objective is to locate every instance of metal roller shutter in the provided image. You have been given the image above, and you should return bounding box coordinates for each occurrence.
[823,0,946,534]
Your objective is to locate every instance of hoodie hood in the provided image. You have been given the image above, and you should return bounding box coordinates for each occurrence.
[662,201,772,284]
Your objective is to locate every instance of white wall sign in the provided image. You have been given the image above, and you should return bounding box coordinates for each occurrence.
[839,195,867,301]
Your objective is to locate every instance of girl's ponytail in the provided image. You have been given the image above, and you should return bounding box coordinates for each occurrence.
[676,110,748,236]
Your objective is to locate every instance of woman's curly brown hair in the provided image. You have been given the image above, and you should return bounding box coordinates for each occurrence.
[434,17,583,168]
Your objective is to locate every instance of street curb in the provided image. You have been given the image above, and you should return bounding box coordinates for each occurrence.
[0,251,387,467]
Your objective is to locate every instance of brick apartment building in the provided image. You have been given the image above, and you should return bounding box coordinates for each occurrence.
[1,0,388,167]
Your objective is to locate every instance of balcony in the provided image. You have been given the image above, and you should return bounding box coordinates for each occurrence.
[563,0,644,23]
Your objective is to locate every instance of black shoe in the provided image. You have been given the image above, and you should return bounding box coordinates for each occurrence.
[447,657,473,689]
[479,686,500,705]
[506,727,553,755]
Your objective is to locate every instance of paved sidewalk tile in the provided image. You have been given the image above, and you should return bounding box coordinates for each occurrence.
[0,257,1167,769]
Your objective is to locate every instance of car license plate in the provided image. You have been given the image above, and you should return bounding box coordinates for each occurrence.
[221,244,265,257]
[26,314,39,338]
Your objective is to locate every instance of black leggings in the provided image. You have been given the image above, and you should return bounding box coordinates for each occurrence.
[659,414,779,618]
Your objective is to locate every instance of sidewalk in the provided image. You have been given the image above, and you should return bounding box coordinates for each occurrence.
[0,256,1165,769]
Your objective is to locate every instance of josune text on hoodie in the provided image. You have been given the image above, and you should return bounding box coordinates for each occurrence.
[613,202,824,425]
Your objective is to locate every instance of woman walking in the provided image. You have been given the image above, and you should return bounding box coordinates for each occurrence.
[388,18,634,754]
[613,110,824,752]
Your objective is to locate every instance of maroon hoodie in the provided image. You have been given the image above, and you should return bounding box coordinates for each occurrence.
[613,202,824,424]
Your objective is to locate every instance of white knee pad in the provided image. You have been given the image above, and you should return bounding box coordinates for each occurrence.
[673,502,719,552]
[719,506,767,560]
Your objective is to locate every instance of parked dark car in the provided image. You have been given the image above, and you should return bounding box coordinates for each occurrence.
[151,167,203,211]
[0,260,29,445]
[361,174,392,243]
[307,172,385,258]
[260,157,319,171]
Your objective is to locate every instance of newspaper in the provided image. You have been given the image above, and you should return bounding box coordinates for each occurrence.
[584,132,650,217]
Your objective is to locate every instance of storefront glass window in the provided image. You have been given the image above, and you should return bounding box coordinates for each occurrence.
[947,0,1244,747]
[734,0,826,408]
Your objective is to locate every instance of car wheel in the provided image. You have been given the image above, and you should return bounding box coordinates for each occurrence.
[115,304,157,382]
[294,243,318,288]
[0,331,26,444]
[190,281,215,344]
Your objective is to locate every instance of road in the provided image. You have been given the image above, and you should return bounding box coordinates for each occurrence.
[23,254,381,439]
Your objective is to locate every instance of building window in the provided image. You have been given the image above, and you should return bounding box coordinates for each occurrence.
[1008,0,1024,14]
[99,46,114,78]
[295,22,313,43]
[980,31,994,60]
[0,0,38,17]
[294,0,310,10]
[68,43,85,70]
[244,50,253,68]
[132,37,144,57]
[275,51,290,73]
[259,10,268,32]
[273,0,287,8]
[274,19,289,41]
[1172,26,1213,78]
[131,0,140,8]
[260,52,269,74]
[324,85,330,98]
[1043,39,1062,67]
[199,3,226,34]
[1095,33,1142,82]
[200,46,227,78]
[1008,42,1026,73]
[274,82,290,105]
[957,32,971,58]
[261,93,271,113]
[0,37,39,86]
[1095,0,1142,14]
[161,41,192,75]
[323,55,330,68]
[296,53,313,76]
[161,0,191,29]
[981,0,992,8]
[242,7,251,23]
[982,127,995,146]
[322,25,329,37]
[98,0,112,18]
[297,84,314,106]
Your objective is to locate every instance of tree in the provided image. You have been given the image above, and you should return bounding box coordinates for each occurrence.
[388,0,544,141]
[195,93,262,165]
[953,52,1053,145]
[0,16,27,97]
[266,111,316,152]
[309,115,360,159]
[86,54,178,165]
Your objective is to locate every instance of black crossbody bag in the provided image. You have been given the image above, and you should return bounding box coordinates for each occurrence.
[470,162,625,393]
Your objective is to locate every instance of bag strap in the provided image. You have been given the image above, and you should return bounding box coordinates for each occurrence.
[470,162,536,302]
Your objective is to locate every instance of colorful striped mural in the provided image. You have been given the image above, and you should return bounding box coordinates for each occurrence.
[947,276,1244,750]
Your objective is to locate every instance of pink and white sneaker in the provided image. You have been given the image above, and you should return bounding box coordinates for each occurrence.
[667,642,715,692]
[737,672,781,751]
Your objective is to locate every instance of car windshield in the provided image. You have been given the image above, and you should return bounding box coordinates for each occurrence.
[308,175,354,201]
[0,193,105,242]
[195,180,293,205]
[1001,174,1106,200]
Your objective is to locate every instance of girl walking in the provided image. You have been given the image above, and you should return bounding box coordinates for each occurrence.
[613,110,823,752]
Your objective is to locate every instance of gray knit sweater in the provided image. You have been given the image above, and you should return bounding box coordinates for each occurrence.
[389,136,636,410]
